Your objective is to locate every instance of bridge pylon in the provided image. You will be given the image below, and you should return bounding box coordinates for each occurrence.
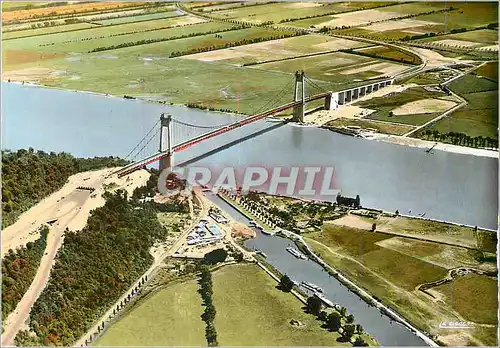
[159,113,173,172]
[292,70,305,123]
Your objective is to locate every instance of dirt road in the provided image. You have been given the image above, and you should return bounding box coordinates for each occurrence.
[1,168,149,347]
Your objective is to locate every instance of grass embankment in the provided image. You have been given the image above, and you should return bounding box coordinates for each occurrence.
[324,117,415,135]
[95,279,206,346]
[212,263,348,346]
[303,221,498,346]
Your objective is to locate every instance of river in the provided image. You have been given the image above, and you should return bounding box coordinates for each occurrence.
[3,82,498,346]
[3,83,497,230]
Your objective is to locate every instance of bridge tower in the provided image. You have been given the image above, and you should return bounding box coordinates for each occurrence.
[159,113,173,172]
[292,70,306,123]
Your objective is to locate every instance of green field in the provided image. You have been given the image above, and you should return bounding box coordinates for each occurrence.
[429,90,498,138]
[304,220,497,345]
[415,2,498,30]
[355,87,453,126]
[448,74,498,95]
[212,263,349,346]
[94,10,182,26]
[257,51,402,83]
[190,34,369,66]
[433,274,498,325]
[3,21,236,56]
[476,61,499,80]
[208,2,357,24]
[95,279,206,346]
[418,29,499,45]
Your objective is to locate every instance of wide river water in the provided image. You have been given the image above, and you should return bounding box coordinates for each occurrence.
[2,82,498,345]
[3,83,497,229]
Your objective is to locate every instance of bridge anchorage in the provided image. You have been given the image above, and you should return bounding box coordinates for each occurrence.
[114,71,394,178]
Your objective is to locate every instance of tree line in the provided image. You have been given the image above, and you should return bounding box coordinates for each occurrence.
[198,265,218,346]
[338,48,419,65]
[88,25,249,53]
[14,178,188,346]
[277,275,368,346]
[169,31,305,58]
[1,149,128,228]
[420,130,498,149]
[2,226,49,321]
[400,22,498,42]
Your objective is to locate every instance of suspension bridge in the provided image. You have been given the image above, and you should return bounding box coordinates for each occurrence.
[115,71,393,178]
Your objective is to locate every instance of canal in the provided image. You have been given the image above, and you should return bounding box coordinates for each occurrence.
[205,192,427,346]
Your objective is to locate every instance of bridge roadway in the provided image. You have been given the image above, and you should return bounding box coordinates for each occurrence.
[115,91,332,177]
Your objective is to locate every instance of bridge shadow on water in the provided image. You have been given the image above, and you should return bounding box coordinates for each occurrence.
[176,120,287,167]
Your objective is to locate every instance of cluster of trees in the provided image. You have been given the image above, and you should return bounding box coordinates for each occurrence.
[198,265,218,346]
[420,130,498,149]
[278,274,295,292]
[3,1,68,12]
[2,226,49,321]
[339,48,419,65]
[186,103,247,115]
[195,1,274,13]
[169,31,304,58]
[203,249,228,265]
[1,149,128,228]
[305,296,368,345]
[17,186,173,346]
[336,194,361,208]
[89,25,249,53]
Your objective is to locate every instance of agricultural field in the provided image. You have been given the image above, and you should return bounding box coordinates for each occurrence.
[429,90,498,139]
[181,35,369,65]
[95,279,206,346]
[212,263,348,346]
[417,29,498,47]
[352,46,421,65]
[2,2,145,23]
[476,61,498,80]
[304,219,497,346]
[433,274,498,326]
[256,51,406,83]
[425,72,499,139]
[207,2,363,25]
[288,2,449,30]
[354,86,456,126]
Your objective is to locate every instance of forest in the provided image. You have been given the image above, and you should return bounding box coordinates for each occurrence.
[1,148,128,228]
[14,178,188,346]
[2,226,49,321]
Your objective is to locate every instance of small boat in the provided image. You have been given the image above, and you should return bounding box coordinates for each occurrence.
[286,247,307,260]
[301,281,323,293]
[248,220,257,227]
[256,250,267,258]
[261,229,275,236]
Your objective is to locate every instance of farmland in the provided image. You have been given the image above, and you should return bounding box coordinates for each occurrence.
[212,263,347,346]
[353,86,456,126]
[95,279,206,346]
[304,218,497,346]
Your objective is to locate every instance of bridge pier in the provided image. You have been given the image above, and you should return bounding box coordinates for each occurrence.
[292,71,305,123]
[159,113,173,172]
[324,92,339,110]
[353,88,359,100]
